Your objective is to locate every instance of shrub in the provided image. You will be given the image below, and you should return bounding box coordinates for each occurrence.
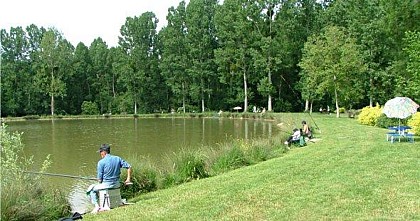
[81,101,99,115]
[0,123,71,220]
[246,143,271,163]
[211,143,249,175]
[408,112,420,135]
[23,115,40,120]
[159,173,178,189]
[120,156,158,199]
[234,139,273,164]
[376,114,404,128]
[159,149,208,188]
[357,105,382,126]
[347,109,360,118]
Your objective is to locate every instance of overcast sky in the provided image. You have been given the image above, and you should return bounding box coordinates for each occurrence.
[0,0,186,47]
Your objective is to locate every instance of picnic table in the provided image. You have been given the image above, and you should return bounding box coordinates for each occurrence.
[386,126,414,143]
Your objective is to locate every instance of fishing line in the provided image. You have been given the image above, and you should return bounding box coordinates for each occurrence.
[279,74,320,130]
[24,171,97,180]
[24,171,134,185]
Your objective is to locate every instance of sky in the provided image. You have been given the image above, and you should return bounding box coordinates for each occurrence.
[0,0,185,47]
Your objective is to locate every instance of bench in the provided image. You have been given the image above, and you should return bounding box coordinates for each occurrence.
[99,188,122,209]
[406,133,415,143]
[386,132,396,142]
[388,133,415,143]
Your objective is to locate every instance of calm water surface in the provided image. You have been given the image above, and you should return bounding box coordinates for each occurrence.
[8,117,278,213]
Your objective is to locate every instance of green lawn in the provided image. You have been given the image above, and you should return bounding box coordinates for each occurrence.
[84,114,419,220]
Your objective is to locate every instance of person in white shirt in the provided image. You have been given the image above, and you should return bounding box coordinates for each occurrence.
[284,128,301,147]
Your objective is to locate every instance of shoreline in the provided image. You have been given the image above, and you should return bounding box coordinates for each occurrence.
[1,112,276,122]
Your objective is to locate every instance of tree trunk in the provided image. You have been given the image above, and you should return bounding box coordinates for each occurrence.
[268,69,272,112]
[201,78,205,112]
[267,15,273,112]
[112,72,116,98]
[182,82,186,114]
[369,77,373,107]
[51,68,55,116]
[51,95,55,116]
[310,101,313,114]
[334,80,340,118]
[243,69,248,112]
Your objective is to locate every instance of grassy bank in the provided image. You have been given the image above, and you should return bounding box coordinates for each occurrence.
[84,114,419,220]
[119,135,286,200]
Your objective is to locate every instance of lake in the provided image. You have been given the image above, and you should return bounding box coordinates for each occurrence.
[7,117,278,213]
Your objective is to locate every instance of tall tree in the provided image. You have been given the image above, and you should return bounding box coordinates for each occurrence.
[401,31,420,101]
[119,12,160,114]
[25,25,47,114]
[1,27,31,116]
[382,0,420,102]
[272,0,325,112]
[34,29,67,116]
[67,42,91,114]
[214,0,256,112]
[186,0,218,112]
[247,0,277,112]
[160,1,191,113]
[89,38,111,114]
[324,0,388,107]
[324,0,420,106]
[109,46,133,113]
[299,26,367,117]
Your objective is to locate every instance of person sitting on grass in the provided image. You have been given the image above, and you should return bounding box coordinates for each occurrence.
[302,120,312,139]
[284,128,301,147]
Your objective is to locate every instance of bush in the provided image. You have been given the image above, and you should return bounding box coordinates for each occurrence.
[357,105,382,126]
[23,115,40,120]
[376,114,404,128]
[120,156,158,199]
[81,101,99,115]
[173,150,208,183]
[408,112,420,135]
[158,149,208,188]
[0,123,71,220]
[246,143,271,163]
[211,144,249,175]
[347,109,361,118]
[159,173,179,189]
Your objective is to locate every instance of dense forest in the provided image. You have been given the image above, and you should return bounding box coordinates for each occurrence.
[1,0,419,117]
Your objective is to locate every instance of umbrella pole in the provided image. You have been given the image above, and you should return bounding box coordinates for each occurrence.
[398,118,401,135]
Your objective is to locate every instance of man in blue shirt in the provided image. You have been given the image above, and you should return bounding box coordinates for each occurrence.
[87,144,132,213]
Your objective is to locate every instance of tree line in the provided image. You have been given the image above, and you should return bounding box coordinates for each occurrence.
[1,0,419,117]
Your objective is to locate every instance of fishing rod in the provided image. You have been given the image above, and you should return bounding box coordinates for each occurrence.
[306,111,320,131]
[24,171,134,185]
[24,171,97,181]
[279,74,320,131]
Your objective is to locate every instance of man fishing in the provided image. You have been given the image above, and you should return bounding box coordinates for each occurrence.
[87,144,132,213]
